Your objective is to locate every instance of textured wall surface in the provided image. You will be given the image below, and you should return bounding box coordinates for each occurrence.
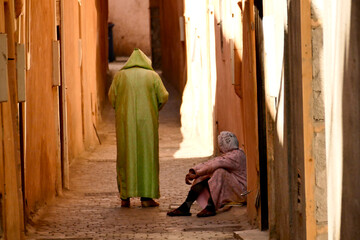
[63,0,84,162]
[24,0,108,217]
[0,0,25,238]
[159,0,186,93]
[324,1,360,239]
[80,0,108,146]
[263,0,308,238]
[25,0,58,215]
[108,0,151,56]
[339,1,360,237]
[311,1,328,239]
[213,1,245,149]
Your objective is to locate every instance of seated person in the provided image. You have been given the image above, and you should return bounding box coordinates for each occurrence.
[167,131,247,217]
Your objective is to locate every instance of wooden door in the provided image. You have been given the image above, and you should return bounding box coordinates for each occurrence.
[240,0,261,227]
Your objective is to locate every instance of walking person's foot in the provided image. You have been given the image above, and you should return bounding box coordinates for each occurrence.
[141,199,159,207]
[121,198,130,208]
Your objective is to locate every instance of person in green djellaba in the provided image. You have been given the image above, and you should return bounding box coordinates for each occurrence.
[108,48,169,208]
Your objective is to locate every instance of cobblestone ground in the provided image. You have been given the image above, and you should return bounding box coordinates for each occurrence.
[25,61,252,240]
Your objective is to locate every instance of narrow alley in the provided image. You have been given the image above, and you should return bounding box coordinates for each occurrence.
[1,0,359,239]
[24,60,252,240]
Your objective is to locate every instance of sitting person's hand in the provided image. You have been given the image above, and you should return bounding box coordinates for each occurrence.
[185,169,197,185]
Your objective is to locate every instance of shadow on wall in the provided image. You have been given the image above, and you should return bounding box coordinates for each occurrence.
[261,0,307,237]
[95,0,109,117]
[340,1,360,238]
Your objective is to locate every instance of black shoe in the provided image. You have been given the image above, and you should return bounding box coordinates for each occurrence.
[196,208,216,217]
[167,208,192,217]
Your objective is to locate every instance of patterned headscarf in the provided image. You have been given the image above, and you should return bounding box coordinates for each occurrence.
[217,131,239,153]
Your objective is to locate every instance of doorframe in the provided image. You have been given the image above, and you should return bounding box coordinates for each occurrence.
[59,0,69,190]
[254,0,269,230]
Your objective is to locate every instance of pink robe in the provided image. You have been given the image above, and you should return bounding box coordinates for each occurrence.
[191,149,247,210]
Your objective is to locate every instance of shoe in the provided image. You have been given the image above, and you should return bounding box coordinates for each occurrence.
[196,208,216,217]
[167,208,192,217]
[141,199,159,207]
[121,199,130,208]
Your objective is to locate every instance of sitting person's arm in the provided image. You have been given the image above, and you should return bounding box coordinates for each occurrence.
[185,169,197,185]
[185,131,244,185]
[191,150,242,177]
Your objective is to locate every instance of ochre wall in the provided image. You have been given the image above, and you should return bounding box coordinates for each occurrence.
[24,0,108,217]
[213,1,245,149]
[63,0,84,162]
[25,0,58,214]
[108,0,151,56]
[213,0,260,225]
[94,0,109,114]
[159,0,187,93]
[64,0,108,160]
[80,0,108,146]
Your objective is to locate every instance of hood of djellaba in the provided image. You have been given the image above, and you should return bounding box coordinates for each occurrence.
[121,48,154,71]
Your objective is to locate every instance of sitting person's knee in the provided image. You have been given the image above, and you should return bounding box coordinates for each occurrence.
[212,168,229,178]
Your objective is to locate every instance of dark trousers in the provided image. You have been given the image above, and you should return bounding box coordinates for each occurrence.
[179,179,215,212]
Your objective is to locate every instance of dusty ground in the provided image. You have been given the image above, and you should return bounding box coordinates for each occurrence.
[25,60,252,240]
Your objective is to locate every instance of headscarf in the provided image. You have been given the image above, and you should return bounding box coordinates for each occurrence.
[217,131,239,153]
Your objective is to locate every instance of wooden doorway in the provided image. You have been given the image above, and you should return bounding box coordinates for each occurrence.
[254,0,268,230]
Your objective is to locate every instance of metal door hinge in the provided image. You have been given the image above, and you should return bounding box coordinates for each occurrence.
[16,43,26,102]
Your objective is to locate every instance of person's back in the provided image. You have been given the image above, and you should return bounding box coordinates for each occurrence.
[114,68,162,125]
[108,48,168,207]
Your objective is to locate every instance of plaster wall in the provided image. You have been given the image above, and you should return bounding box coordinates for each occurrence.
[214,67,245,149]
[213,1,245,149]
[108,0,151,56]
[80,0,108,147]
[150,0,161,69]
[174,0,215,158]
[63,0,84,162]
[213,2,254,222]
[159,0,186,93]
[24,0,108,217]
[211,0,260,225]
[324,0,360,239]
[25,0,58,214]
[93,0,109,114]
[262,2,288,237]
[63,0,108,163]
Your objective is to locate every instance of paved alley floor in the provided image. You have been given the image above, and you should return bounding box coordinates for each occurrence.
[25,60,252,240]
